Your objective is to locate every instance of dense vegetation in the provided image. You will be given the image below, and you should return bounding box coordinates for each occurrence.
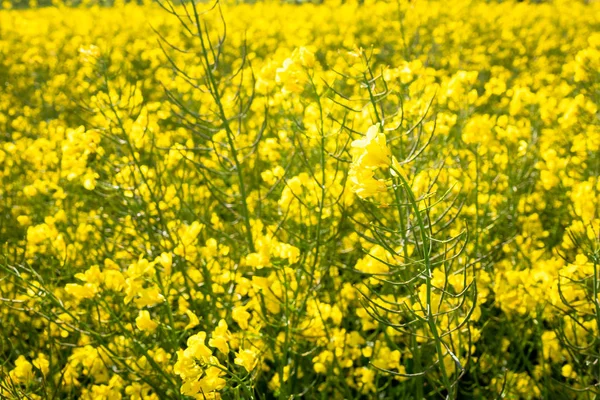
[1,0,599,398]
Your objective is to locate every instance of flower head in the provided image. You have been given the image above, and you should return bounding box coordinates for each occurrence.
[349,124,392,198]
[351,125,391,169]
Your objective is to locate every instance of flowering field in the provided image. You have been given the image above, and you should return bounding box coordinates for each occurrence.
[1,0,600,398]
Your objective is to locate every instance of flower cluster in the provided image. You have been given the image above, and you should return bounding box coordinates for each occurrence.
[349,124,392,199]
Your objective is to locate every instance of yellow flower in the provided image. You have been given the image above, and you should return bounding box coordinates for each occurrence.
[196,362,227,394]
[33,353,49,376]
[351,125,391,169]
[78,44,100,61]
[17,215,31,226]
[348,124,393,199]
[184,309,200,330]
[232,306,251,329]
[135,310,158,332]
[156,252,173,276]
[235,348,258,373]
[276,58,305,94]
[348,167,388,199]
[292,46,316,68]
[134,285,164,308]
[186,332,213,360]
[9,356,34,383]
[208,319,231,355]
[562,364,577,379]
[65,282,98,300]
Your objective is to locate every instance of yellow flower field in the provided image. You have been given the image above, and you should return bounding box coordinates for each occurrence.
[1,0,599,398]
